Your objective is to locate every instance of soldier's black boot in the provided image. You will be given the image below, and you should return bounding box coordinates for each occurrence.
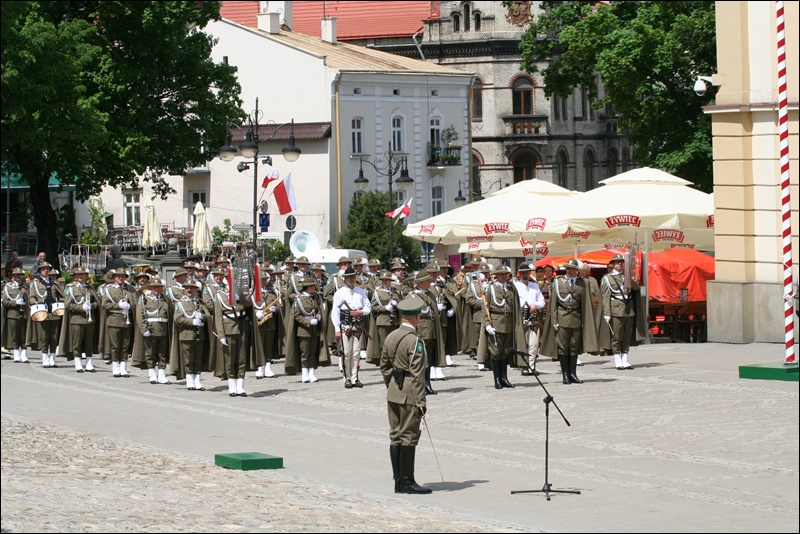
[499,359,515,388]
[390,445,402,493]
[398,446,432,494]
[492,359,503,389]
[424,367,437,395]
[569,354,584,384]
[560,356,571,384]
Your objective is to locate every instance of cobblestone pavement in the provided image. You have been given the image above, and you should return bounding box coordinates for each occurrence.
[2,342,798,532]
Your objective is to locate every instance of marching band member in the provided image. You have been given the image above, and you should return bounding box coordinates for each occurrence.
[27,262,60,367]
[464,263,491,371]
[215,279,249,397]
[171,279,209,390]
[366,270,400,366]
[58,267,99,373]
[479,265,526,389]
[513,263,545,376]
[101,269,135,377]
[137,276,171,384]
[332,266,371,388]
[250,265,282,379]
[600,253,644,370]
[2,268,29,363]
[411,270,444,395]
[285,276,328,382]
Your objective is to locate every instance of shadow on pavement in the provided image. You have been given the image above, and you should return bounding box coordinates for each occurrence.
[249,388,290,398]
[424,479,489,492]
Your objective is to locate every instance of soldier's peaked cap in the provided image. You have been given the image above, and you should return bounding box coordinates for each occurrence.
[182,279,201,289]
[398,296,425,316]
[611,253,625,262]
[564,258,580,269]
[337,256,352,265]
[414,271,431,283]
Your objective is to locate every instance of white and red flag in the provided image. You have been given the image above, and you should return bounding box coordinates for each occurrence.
[261,169,280,189]
[271,172,296,215]
[385,197,413,219]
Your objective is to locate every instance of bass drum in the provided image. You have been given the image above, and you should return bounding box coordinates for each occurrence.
[30,303,49,322]
[52,302,65,316]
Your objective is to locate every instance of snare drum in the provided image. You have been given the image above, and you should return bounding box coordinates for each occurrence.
[52,302,65,316]
[30,303,49,322]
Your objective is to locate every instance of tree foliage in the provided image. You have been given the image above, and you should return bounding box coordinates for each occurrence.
[1,1,243,260]
[337,191,421,269]
[515,1,716,191]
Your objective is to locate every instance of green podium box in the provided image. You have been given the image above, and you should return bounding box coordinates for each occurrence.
[739,362,799,382]
[215,452,284,470]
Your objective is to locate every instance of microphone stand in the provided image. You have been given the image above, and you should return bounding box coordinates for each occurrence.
[508,348,581,501]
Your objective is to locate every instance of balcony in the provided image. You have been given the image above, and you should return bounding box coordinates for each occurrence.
[502,115,549,138]
[427,145,463,167]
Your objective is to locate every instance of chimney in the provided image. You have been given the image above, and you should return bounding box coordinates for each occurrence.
[259,1,293,29]
[321,17,337,44]
[258,12,281,34]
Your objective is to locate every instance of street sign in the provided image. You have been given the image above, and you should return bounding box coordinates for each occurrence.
[258,213,270,231]
[232,223,253,232]
[260,232,282,240]
[286,215,297,231]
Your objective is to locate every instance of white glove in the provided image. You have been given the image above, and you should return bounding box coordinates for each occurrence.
[119,301,131,310]
[485,325,496,336]
[256,311,265,320]
[385,304,394,312]
[82,302,91,312]
[437,303,445,311]
[194,311,204,320]
[192,318,202,326]
[220,337,228,346]
[142,330,152,337]
[235,293,240,301]
[315,313,322,321]
[447,309,455,317]
[16,297,25,306]
[269,306,277,313]
[310,318,318,326]
[604,316,611,323]
[390,299,398,307]
[553,323,559,332]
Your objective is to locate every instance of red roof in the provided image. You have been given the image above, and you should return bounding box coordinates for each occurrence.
[230,122,331,142]
[221,1,440,40]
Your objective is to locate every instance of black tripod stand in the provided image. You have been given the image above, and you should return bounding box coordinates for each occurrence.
[508,348,581,501]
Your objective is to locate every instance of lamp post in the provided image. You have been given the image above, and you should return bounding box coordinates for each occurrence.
[218,98,301,257]
[454,175,508,207]
[354,147,414,262]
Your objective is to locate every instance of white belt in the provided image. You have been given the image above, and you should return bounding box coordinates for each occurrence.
[109,310,127,315]
[147,318,168,323]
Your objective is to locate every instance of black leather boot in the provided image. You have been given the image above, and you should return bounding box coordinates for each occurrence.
[499,359,515,388]
[569,354,584,384]
[390,445,401,493]
[492,359,502,389]
[424,367,437,395]
[398,446,432,494]
[560,356,570,384]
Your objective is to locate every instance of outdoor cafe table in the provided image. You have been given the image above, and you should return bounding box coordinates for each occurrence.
[648,301,707,343]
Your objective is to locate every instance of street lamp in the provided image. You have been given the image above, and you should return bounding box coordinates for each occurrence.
[354,147,414,262]
[217,98,301,257]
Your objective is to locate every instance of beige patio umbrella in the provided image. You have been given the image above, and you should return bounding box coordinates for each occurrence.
[192,201,212,255]
[404,179,578,245]
[141,197,163,248]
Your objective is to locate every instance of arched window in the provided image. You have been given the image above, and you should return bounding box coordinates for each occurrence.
[513,77,533,115]
[452,13,460,32]
[607,148,618,178]
[472,80,483,121]
[622,148,630,172]
[464,4,471,31]
[584,148,597,190]
[556,148,569,189]
[512,150,538,183]
[474,12,481,31]
[391,115,404,153]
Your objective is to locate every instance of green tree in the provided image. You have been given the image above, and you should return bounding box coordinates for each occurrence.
[1,1,243,262]
[338,191,421,269]
[515,1,716,191]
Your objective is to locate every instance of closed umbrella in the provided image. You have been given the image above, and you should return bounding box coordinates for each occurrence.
[88,195,108,241]
[141,197,163,249]
[192,202,212,255]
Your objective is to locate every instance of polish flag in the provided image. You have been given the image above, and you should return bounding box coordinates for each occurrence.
[272,172,296,215]
[385,197,413,219]
[261,169,280,189]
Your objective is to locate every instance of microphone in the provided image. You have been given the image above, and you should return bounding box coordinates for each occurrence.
[506,347,531,358]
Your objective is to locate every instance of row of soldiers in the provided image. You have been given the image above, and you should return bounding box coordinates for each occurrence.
[1,251,645,394]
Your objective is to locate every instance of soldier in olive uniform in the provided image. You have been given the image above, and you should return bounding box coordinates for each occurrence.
[171,279,209,390]
[366,270,400,365]
[410,271,445,395]
[102,269,135,377]
[27,262,60,367]
[58,267,99,372]
[380,295,432,495]
[426,263,450,382]
[600,253,644,370]
[541,258,599,384]
[286,276,327,382]
[138,276,171,384]
[215,282,250,397]
[165,267,188,305]
[2,268,29,362]
[479,265,526,389]
[250,266,282,379]
[464,263,492,370]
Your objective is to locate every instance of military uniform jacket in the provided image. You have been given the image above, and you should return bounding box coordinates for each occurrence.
[464,279,488,324]
[28,278,60,321]
[283,291,329,375]
[165,283,185,306]
[380,324,427,410]
[214,290,246,337]
[56,282,100,360]
[482,282,517,334]
[600,272,639,318]
[2,281,28,320]
[137,293,169,337]
[102,284,135,328]
[539,276,599,357]
[370,285,400,328]
[173,297,208,341]
[292,293,321,338]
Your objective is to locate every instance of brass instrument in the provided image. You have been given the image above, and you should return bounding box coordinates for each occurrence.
[623,243,640,293]
[229,253,256,306]
[258,295,281,326]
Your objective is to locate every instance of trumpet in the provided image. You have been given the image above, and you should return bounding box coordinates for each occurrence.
[85,291,93,323]
[258,295,281,326]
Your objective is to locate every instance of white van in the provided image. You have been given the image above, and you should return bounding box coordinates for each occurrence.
[313,248,368,275]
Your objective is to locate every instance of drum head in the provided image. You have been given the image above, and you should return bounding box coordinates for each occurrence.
[52,309,65,316]
[31,311,49,322]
